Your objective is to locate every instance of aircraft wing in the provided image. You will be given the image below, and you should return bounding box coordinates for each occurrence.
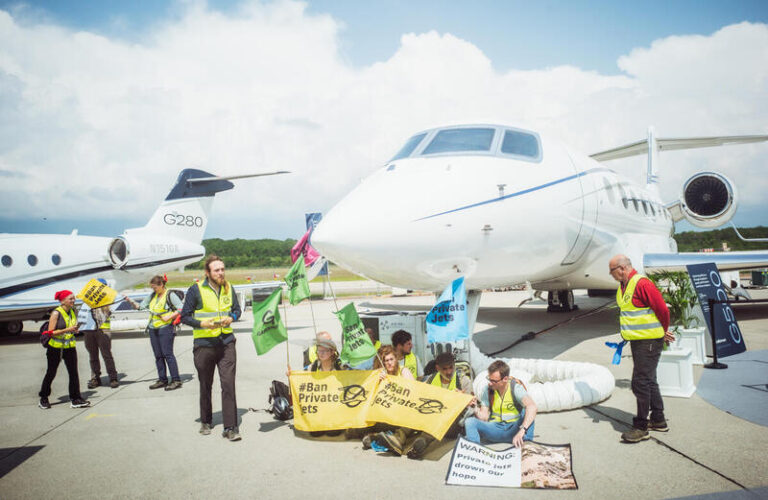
[591,135,768,161]
[643,251,768,273]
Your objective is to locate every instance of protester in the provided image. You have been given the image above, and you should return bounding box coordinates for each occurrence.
[407,352,476,459]
[38,290,90,409]
[180,255,242,441]
[77,279,121,389]
[306,335,345,372]
[464,360,536,447]
[136,275,183,391]
[609,254,675,443]
[392,329,422,378]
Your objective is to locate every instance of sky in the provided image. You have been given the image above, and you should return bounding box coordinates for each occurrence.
[0,0,767,240]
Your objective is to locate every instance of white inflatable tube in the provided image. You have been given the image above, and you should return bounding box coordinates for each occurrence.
[469,336,615,412]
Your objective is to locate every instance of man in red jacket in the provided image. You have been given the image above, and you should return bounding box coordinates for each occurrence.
[609,254,676,443]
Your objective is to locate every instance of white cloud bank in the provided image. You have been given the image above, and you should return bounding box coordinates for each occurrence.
[0,1,766,238]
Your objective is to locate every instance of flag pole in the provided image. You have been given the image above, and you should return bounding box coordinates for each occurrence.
[307,293,318,336]
[324,273,339,312]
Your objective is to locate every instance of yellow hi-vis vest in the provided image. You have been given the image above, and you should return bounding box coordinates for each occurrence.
[49,306,76,349]
[308,345,318,364]
[617,274,665,341]
[489,383,521,423]
[400,352,418,378]
[149,290,172,328]
[429,371,457,391]
[193,282,233,339]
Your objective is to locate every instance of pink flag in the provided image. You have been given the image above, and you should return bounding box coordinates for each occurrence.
[291,228,320,265]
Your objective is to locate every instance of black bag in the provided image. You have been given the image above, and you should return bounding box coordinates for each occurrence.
[40,332,52,348]
[267,380,293,420]
[165,289,184,311]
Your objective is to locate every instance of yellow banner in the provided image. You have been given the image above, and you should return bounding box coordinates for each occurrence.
[289,370,379,432]
[368,375,472,440]
[77,279,118,309]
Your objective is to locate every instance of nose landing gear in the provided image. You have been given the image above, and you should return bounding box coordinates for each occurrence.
[547,290,578,312]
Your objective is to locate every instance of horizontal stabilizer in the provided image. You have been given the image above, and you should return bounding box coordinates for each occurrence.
[591,135,768,162]
[644,251,768,273]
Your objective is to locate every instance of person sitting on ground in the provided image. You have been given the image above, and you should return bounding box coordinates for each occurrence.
[464,360,536,448]
[392,329,422,378]
[406,352,476,459]
[306,336,345,372]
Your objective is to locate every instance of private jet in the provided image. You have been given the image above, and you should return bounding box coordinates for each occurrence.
[0,169,287,335]
[311,124,768,322]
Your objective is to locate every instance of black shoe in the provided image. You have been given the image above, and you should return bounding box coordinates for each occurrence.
[87,378,101,389]
[199,423,212,435]
[649,420,669,432]
[406,436,428,459]
[164,381,182,391]
[621,428,650,443]
[149,380,167,390]
[70,398,90,408]
[109,379,119,389]
[222,428,242,441]
[38,397,51,410]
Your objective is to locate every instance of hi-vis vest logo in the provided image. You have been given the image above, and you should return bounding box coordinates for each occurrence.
[222,295,232,306]
[505,402,516,411]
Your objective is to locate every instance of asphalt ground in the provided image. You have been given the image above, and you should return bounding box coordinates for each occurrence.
[0,288,766,499]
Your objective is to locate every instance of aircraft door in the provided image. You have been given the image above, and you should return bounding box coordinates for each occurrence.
[560,153,598,265]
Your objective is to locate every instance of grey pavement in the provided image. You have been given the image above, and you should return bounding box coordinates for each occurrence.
[0,289,766,499]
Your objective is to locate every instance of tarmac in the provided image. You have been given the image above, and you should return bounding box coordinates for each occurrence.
[0,286,766,500]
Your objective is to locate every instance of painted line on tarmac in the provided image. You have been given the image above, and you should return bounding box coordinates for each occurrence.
[0,343,194,464]
[587,406,747,490]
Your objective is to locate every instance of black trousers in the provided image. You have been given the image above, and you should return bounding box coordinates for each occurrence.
[39,346,82,400]
[630,338,665,429]
[193,341,237,429]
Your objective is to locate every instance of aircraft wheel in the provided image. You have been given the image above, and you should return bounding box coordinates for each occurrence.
[1,320,23,336]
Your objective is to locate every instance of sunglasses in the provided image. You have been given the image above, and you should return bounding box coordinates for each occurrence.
[486,376,503,384]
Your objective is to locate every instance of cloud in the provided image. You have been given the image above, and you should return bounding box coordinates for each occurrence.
[0,3,765,239]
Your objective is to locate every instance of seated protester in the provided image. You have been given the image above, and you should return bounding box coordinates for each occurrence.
[464,360,537,448]
[302,331,332,368]
[306,338,345,372]
[407,353,475,459]
[392,329,423,378]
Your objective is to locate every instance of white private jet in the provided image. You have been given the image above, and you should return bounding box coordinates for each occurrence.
[312,124,768,322]
[0,169,287,335]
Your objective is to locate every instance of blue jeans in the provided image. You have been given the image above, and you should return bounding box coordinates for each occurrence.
[149,325,180,382]
[464,410,535,444]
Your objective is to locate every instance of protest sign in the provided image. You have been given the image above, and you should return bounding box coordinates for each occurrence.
[285,254,311,305]
[427,277,468,343]
[445,437,521,487]
[368,375,472,440]
[289,370,378,431]
[77,279,118,309]
[252,288,288,355]
[335,303,377,366]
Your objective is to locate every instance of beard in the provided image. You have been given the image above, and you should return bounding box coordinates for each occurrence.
[209,274,227,287]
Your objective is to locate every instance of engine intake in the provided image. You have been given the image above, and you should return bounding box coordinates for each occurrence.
[671,172,738,229]
[107,234,204,270]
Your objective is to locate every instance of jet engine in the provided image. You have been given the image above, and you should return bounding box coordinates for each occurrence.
[668,172,738,229]
[107,234,204,270]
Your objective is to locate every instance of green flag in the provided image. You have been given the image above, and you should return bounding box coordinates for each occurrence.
[285,254,311,305]
[251,288,288,355]
[335,302,377,366]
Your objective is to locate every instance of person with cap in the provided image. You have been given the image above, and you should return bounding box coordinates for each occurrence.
[77,279,122,389]
[180,255,242,442]
[609,254,675,443]
[38,290,90,409]
[392,329,422,378]
[134,275,183,391]
[305,332,345,372]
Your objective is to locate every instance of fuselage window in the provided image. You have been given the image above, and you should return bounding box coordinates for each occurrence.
[603,178,616,204]
[390,133,427,161]
[1,255,11,267]
[422,128,495,155]
[28,254,38,266]
[52,254,61,265]
[500,130,539,158]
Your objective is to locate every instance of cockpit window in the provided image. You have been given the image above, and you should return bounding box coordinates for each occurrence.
[422,128,495,155]
[390,133,427,161]
[501,130,539,158]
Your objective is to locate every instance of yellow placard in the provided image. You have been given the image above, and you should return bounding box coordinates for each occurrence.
[367,375,472,440]
[77,279,118,309]
[289,370,379,432]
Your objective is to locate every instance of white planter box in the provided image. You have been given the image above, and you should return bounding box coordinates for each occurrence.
[675,327,707,365]
[657,347,695,398]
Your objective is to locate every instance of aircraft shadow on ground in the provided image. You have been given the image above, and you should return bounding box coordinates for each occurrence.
[0,446,45,479]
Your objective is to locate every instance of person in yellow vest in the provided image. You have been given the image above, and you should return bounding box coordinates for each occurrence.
[78,279,123,390]
[407,352,475,459]
[609,254,675,443]
[38,290,90,409]
[136,275,183,391]
[180,255,242,442]
[464,360,536,447]
[392,329,422,378]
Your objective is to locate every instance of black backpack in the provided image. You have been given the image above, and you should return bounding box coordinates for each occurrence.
[158,289,184,311]
[267,380,293,420]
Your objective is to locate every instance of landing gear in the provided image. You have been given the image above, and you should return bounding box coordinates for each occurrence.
[547,290,578,312]
[0,320,23,336]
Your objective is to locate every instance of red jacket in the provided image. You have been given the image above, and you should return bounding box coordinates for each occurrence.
[620,270,670,332]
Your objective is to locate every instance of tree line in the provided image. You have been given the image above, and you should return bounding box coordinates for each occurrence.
[188,226,767,269]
